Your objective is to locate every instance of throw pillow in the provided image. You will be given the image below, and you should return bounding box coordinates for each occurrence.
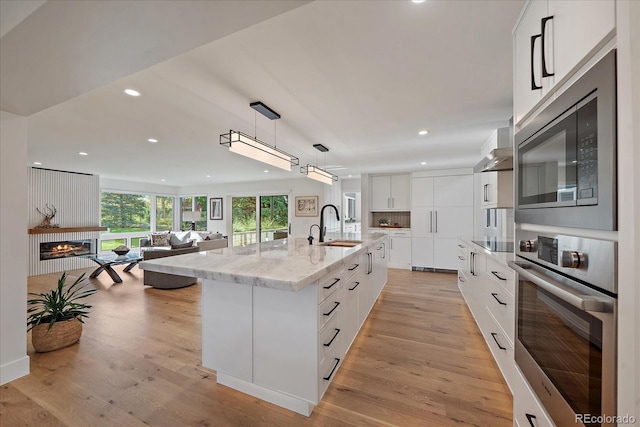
[170,241,194,249]
[169,233,191,246]
[150,232,170,247]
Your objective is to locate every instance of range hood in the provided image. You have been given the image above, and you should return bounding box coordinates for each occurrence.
[473,147,514,173]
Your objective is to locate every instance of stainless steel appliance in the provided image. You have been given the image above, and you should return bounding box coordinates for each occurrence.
[511,230,616,427]
[515,50,617,231]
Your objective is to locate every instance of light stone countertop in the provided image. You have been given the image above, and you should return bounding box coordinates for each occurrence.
[139,232,387,292]
[460,236,516,269]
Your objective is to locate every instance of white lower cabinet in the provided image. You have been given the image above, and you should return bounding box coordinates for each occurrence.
[513,366,555,427]
[203,239,388,417]
[388,231,411,270]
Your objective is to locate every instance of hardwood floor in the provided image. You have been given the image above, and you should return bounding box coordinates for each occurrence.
[1,267,512,426]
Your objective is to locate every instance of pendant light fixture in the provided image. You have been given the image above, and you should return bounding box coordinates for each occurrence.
[220,101,299,171]
[301,143,338,185]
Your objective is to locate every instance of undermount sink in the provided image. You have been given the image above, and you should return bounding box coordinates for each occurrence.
[319,240,363,247]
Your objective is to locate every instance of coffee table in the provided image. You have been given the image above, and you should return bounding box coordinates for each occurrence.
[85,250,143,283]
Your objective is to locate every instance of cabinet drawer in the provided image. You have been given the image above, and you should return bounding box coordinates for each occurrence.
[486,257,515,297]
[483,323,515,393]
[318,292,342,331]
[318,313,341,367]
[318,351,342,399]
[486,279,515,345]
[457,249,467,271]
[318,272,342,303]
[389,230,411,237]
[343,262,361,281]
[513,366,556,427]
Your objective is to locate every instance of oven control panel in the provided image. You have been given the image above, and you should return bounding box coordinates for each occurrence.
[515,229,616,294]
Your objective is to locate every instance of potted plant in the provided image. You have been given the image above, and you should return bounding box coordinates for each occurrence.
[27,272,97,352]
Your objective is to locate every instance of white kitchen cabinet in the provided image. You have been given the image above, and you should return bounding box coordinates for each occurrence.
[388,231,411,270]
[513,0,615,125]
[513,366,556,427]
[479,171,514,209]
[411,174,474,270]
[370,174,410,211]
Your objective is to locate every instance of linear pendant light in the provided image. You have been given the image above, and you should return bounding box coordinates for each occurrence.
[220,101,298,171]
[301,164,338,185]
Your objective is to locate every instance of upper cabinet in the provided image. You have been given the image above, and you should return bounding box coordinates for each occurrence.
[513,0,615,125]
[480,171,514,209]
[370,174,410,211]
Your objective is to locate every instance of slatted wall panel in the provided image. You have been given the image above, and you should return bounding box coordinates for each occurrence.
[28,168,101,275]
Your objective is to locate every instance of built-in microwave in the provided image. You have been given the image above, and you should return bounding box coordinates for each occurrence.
[515,50,617,231]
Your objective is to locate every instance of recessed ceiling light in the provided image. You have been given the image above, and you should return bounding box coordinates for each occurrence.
[421,162,427,165]
[147,138,158,143]
[264,170,269,173]
[412,0,426,3]
[78,152,88,156]
[348,175,352,178]
[161,179,166,182]
[418,130,429,136]
[124,89,141,97]
[33,161,42,165]
[206,175,211,178]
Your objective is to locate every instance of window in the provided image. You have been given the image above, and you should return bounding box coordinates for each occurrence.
[180,196,207,230]
[101,192,151,233]
[232,195,288,247]
[156,196,173,231]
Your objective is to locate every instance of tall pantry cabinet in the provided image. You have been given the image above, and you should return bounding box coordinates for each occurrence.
[411,172,474,270]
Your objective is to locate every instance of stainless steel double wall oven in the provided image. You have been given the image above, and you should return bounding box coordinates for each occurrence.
[512,50,618,427]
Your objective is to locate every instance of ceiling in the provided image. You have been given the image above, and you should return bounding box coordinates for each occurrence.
[2,0,524,187]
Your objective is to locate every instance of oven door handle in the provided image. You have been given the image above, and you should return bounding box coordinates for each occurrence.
[508,261,609,312]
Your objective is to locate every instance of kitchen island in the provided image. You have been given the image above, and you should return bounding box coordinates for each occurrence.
[139,233,388,416]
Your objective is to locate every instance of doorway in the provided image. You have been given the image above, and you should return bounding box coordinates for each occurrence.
[231,195,289,247]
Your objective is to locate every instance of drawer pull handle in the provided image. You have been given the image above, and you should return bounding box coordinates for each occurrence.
[491,332,506,350]
[491,292,507,306]
[458,275,465,283]
[458,256,465,260]
[324,278,340,289]
[323,301,340,316]
[491,271,507,281]
[526,413,537,427]
[323,358,341,381]
[458,244,465,248]
[349,282,360,291]
[323,328,341,347]
[348,264,359,271]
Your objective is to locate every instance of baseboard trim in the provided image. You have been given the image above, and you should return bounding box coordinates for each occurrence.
[0,355,30,385]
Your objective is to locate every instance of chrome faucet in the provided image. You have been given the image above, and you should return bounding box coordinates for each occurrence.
[308,224,321,245]
[319,204,339,243]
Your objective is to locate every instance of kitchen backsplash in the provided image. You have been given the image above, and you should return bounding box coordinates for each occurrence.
[370,211,411,228]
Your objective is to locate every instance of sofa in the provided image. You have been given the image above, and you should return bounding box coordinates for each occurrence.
[139,231,228,289]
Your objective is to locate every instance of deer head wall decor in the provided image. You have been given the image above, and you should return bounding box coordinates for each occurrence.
[36,204,59,228]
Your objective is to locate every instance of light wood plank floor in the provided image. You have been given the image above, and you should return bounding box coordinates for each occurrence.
[1,267,512,426]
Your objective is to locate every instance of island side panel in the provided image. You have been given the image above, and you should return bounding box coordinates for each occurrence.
[253,283,319,403]
[202,279,253,382]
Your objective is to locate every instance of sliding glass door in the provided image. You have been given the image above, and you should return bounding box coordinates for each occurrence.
[232,195,288,247]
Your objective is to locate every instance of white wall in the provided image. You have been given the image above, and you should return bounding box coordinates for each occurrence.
[180,177,326,238]
[616,0,640,419]
[100,177,179,195]
[0,111,29,384]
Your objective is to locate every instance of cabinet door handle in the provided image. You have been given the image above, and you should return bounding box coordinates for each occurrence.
[429,211,433,233]
[484,184,489,202]
[458,244,464,248]
[288,223,291,235]
[491,332,507,350]
[323,328,341,347]
[391,197,394,208]
[434,211,438,233]
[491,271,507,281]
[390,238,393,250]
[531,34,542,90]
[491,292,507,306]
[525,413,537,427]
[388,197,391,208]
[323,301,340,316]
[323,358,341,381]
[382,242,386,259]
[349,282,360,291]
[367,252,372,274]
[323,278,340,289]
[458,255,465,260]
[541,16,554,77]
[348,264,359,271]
[470,252,476,276]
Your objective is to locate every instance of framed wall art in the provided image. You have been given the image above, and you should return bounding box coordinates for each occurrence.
[294,196,318,217]
[210,197,223,220]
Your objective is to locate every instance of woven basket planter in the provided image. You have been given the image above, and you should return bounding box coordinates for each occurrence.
[31,317,82,352]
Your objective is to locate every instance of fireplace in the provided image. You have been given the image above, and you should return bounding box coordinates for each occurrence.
[40,239,96,260]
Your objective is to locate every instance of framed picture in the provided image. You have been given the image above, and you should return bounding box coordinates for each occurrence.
[210,198,223,220]
[295,196,319,217]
